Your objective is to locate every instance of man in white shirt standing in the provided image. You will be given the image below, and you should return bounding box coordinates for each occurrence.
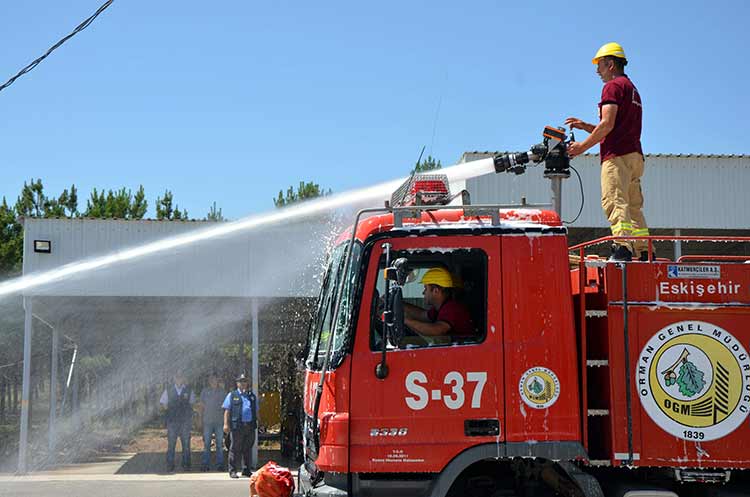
[160,371,196,472]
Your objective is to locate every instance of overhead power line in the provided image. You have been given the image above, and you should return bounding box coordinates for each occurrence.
[0,0,114,95]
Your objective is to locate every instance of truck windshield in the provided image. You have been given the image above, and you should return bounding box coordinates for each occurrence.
[306,241,362,370]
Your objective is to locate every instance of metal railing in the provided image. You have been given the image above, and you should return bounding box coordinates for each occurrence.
[569,235,750,262]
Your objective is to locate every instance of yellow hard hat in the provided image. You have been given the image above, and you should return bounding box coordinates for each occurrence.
[420,267,454,288]
[592,42,627,65]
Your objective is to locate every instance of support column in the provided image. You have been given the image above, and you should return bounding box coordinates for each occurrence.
[239,334,247,376]
[251,298,260,469]
[549,175,563,216]
[71,353,80,429]
[544,172,568,217]
[674,229,682,261]
[49,326,59,455]
[18,297,33,474]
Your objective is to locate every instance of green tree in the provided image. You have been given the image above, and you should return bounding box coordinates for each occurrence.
[14,179,78,218]
[14,179,45,217]
[205,201,225,222]
[0,198,23,276]
[44,185,79,217]
[155,190,188,220]
[131,186,148,219]
[84,186,147,219]
[412,155,442,174]
[273,181,332,208]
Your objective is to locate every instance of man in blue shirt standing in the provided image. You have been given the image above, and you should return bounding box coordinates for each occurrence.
[199,373,226,472]
[222,373,258,479]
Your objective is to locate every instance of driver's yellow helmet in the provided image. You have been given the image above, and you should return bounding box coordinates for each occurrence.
[420,267,455,288]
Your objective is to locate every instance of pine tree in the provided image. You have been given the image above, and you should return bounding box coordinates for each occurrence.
[206,201,225,221]
[155,190,188,220]
[273,181,332,208]
[412,155,442,174]
[0,198,23,276]
[84,186,148,219]
[15,179,78,218]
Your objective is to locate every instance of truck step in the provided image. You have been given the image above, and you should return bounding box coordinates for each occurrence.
[584,260,608,268]
[587,409,609,416]
[676,469,730,483]
[588,459,611,467]
[585,310,607,318]
[586,359,609,367]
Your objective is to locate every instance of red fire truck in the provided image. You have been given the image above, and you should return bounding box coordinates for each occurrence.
[298,136,750,497]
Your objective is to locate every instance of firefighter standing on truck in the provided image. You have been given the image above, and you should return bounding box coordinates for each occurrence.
[566,42,649,262]
[223,373,258,479]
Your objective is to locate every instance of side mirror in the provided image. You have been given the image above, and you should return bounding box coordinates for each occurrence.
[384,257,409,286]
[376,253,408,379]
[389,287,405,346]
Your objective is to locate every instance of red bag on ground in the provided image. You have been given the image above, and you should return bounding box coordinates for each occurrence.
[249,461,295,497]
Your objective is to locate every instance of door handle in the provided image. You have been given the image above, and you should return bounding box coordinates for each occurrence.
[464,418,500,437]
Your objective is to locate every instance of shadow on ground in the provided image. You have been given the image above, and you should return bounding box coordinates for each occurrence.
[115,450,296,475]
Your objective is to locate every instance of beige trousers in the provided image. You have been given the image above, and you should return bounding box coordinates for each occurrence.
[601,152,649,253]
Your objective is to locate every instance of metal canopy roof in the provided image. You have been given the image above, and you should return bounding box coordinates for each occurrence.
[22,216,334,298]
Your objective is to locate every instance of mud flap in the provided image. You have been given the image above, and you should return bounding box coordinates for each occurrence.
[555,461,604,497]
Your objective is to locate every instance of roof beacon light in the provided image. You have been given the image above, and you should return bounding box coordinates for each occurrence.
[390,174,451,207]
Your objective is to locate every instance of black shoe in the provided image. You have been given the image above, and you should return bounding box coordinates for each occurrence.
[638,250,654,262]
[166,466,175,473]
[241,470,252,477]
[609,245,632,262]
[229,471,239,479]
[200,465,210,472]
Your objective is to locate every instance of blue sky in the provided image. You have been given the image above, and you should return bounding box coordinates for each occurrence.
[1,1,748,219]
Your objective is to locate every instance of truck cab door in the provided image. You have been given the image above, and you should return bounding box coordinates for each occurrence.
[348,236,502,475]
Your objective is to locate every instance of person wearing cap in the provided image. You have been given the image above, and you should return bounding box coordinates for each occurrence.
[403,267,474,337]
[159,371,196,472]
[223,373,258,478]
[566,42,649,262]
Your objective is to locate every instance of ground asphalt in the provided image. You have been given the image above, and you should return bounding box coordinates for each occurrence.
[0,476,256,497]
[0,450,299,497]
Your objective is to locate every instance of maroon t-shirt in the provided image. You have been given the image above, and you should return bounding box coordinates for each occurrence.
[598,75,643,162]
[427,299,475,336]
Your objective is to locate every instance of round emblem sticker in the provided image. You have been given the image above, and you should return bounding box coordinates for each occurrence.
[637,320,750,441]
[519,367,560,409]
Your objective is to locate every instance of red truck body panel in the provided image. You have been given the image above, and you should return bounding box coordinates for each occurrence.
[310,209,583,476]
[501,235,581,443]
[306,207,750,483]
[603,263,750,469]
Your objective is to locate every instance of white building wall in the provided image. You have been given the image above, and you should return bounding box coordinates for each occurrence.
[22,217,335,298]
[463,154,750,230]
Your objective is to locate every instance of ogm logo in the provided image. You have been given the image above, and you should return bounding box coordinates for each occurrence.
[519,367,560,410]
[637,320,750,441]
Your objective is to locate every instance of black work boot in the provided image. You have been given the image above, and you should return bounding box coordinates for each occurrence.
[638,250,654,262]
[609,245,632,262]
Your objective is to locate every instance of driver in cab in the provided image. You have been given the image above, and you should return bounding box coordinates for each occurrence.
[404,267,474,337]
